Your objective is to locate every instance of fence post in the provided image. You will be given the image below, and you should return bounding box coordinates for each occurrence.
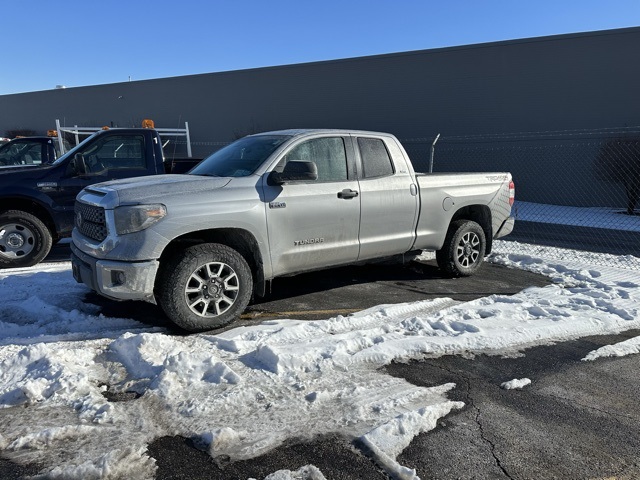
[429,133,440,173]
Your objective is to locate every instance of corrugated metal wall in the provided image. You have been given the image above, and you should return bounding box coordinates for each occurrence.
[1,27,639,207]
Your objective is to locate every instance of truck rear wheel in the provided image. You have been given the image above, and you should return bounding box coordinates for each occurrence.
[157,243,253,332]
[436,219,486,277]
[0,210,53,268]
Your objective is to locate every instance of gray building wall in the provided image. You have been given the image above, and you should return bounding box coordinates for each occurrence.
[2,27,639,207]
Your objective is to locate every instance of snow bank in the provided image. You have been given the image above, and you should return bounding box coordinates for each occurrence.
[582,336,640,361]
[0,241,639,478]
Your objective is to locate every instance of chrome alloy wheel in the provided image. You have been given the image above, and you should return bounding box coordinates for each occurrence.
[185,261,240,317]
[0,222,35,259]
[456,231,481,268]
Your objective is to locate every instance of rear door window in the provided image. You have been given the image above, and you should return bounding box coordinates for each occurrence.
[357,137,394,179]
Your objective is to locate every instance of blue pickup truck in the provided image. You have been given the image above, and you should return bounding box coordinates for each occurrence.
[0,126,201,268]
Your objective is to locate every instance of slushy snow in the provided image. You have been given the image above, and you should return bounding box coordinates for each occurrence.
[0,239,639,479]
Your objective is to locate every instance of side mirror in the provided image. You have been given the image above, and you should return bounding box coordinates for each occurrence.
[270,160,318,184]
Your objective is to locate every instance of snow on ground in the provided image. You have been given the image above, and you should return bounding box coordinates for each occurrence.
[582,335,640,361]
[0,240,639,479]
[515,201,640,232]
[500,378,532,390]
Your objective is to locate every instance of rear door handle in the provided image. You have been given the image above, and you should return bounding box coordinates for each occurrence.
[338,189,359,199]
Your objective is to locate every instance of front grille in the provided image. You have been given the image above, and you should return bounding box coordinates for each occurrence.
[75,201,108,242]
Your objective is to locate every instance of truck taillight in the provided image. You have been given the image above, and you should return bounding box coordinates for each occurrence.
[509,181,515,206]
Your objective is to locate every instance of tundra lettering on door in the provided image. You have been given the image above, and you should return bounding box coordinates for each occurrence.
[294,238,325,246]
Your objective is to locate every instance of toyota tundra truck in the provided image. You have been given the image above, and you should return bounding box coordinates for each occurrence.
[71,129,515,332]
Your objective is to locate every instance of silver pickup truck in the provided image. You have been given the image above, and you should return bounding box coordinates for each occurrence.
[71,129,515,331]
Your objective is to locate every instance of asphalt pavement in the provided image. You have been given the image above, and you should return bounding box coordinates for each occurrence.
[143,331,640,480]
[3,333,639,479]
[4,230,636,479]
[44,241,552,330]
[388,330,640,480]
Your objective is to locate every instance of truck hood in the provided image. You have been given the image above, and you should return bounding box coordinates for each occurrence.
[88,174,232,204]
[0,164,56,183]
[0,164,46,172]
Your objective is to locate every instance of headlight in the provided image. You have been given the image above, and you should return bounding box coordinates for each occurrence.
[114,204,167,235]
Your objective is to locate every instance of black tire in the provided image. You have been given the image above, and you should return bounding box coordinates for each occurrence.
[436,219,486,277]
[0,210,53,268]
[157,243,253,332]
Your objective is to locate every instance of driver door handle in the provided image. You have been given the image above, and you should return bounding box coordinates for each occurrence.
[338,189,359,199]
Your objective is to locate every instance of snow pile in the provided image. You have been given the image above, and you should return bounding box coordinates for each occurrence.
[257,465,326,480]
[359,386,463,480]
[0,264,160,347]
[0,240,639,478]
[582,336,640,361]
[501,378,532,390]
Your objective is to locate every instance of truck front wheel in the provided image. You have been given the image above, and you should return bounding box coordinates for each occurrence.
[0,210,53,268]
[436,219,486,277]
[157,243,253,332]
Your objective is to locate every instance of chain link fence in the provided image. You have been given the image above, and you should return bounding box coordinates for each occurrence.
[401,128,640,270]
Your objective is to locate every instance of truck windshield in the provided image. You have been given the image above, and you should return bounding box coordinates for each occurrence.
[0,140,42,166]
[50,132,102,166]
[190,135,290,177]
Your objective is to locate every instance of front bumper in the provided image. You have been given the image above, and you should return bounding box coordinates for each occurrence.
[70,242,159,303]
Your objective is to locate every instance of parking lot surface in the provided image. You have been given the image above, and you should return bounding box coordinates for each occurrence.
[389,330,640,480]
[143,332,640,479]
[15,238,635,480]
[44,242,551,329]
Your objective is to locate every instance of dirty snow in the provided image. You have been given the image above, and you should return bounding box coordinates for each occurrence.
[0,239,639,479]
[500,378,532,390]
